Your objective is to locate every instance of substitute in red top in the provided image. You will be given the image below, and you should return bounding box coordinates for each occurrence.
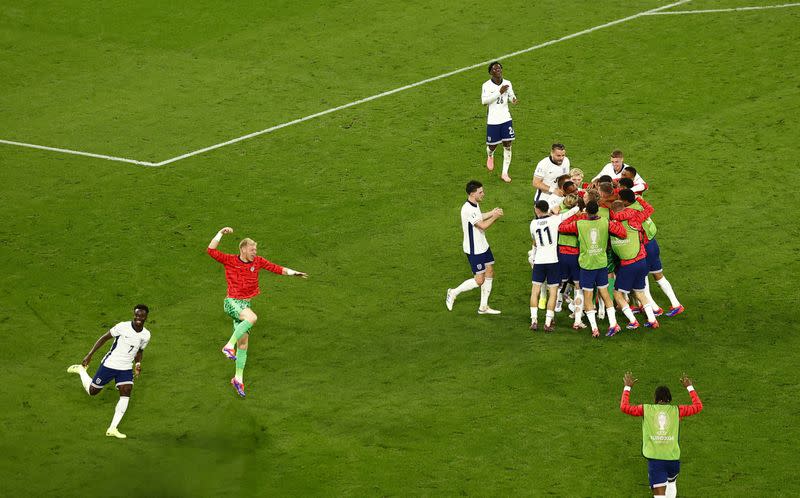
[207,227,307,398]
[620,371,703,497]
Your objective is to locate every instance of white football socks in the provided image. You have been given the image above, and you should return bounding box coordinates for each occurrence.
[657,276,681,308]
[530,306,537,324]
[78,368,92,394]
[622,306,636,323]
[109,396,129,430]
[644,278,661,310]
[453,278,480,296]
[502,147,512,175]
[545,310,554,327]
[606,307,617,327]
[586,310,598,330]
[665,481,677,498]
[479,278,493,308]
[643,303,656,323]
[573,289,584,325]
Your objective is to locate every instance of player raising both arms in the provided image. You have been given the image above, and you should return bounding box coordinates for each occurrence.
[620,372,703,497]
[207,227,307,398]
[67,304,151,439]
[482,61,517,183]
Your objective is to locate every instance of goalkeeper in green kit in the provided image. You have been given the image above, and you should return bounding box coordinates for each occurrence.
[620,371,703,497]
[207,227,307,397]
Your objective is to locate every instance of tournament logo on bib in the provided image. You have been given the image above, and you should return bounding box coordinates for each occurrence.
[658,411,668,432]
[590,228,599,245]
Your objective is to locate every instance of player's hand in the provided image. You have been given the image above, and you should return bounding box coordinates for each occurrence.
[81,355,92,368]
[219,227,233,235]
[623,371,638,387]
[511,97,518,104]
[680,373,692,387]
[134,363,142,378]
[494,207,504,217]
[500,84,509,94]
[293,271,309,279]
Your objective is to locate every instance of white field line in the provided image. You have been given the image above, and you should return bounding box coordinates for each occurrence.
[152,0,692,166]
[0,139,157,166]
[645,2,800,15]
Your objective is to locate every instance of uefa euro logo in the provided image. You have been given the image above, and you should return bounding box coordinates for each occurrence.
[590,228,598,245]
[658,411,668,433]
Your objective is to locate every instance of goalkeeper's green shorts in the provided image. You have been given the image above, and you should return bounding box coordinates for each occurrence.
[224,298,251,323]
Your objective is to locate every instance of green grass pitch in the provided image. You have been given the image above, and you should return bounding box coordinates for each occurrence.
[1,0,799,495]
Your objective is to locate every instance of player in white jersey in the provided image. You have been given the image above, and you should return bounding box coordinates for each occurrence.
[482,61,517,183]
[528,200,579,331]
[592,150,647,193]
[446,180,504,314]
[533,143,570,206]
[67,304,151,439]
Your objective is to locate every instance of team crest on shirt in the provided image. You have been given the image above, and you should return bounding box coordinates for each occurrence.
[250,266,255,272]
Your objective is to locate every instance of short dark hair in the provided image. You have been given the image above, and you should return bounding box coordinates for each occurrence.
[586,200,599,215]
[556,174,571,188]
[618,177,634,189]
[535,200,550,214]
[611,150,624,158]
[623,166,638,177]
[551,143,565,151]
[619,189,636,203]
[597,175,613,184]
[598,182,614,195]
[654,386,672,404]
[134,304,149,314]
[562,180,575,192]
[466,180,483,195]
[488,61,502,74]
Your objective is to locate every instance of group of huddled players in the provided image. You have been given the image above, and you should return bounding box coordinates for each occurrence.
[446,61,684,337]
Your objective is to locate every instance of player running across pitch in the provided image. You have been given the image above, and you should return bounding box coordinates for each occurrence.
[207,227,307,397]
[67,304,152,439]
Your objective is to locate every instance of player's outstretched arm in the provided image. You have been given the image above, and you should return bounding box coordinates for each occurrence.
[81,332,113,367]
[282,267,308,278]
[620,371,644,416]
[208,227,233,249]
[678,373,703,417]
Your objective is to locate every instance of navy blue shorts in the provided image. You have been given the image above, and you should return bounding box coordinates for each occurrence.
[559,252,580,283]
[615,259,648,293]
[466,249,495,274]
[647,458,680,488]
[486,120,515,145]
[646,238,662,273]
[579,267,609,290]
[532,262,560,285]
[91,364,134,390]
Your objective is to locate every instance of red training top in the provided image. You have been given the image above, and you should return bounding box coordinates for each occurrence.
[207,248,284,299]
[610,196,655,244]
[620,387,703,418]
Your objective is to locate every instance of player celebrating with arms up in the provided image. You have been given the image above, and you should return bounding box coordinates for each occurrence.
[481,61,518,183]
[67,304,151,439]
[207,227,307,397]
[620,371,703,497]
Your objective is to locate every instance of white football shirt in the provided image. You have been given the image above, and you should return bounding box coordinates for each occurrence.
[461,201,490,255]
[530,207,579,264]
[100,321,151,370]
[482,79,516,125]
[533,155,571,204]
[592,162,646,191]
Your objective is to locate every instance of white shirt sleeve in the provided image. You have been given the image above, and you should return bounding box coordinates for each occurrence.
[507,83,516,101]
[468,209,482,226]
[109,323,123,337]
[558,206,580,221]
[534,162,545,179]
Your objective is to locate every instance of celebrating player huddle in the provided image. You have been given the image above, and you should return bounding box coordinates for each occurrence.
[454,75,685,338]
